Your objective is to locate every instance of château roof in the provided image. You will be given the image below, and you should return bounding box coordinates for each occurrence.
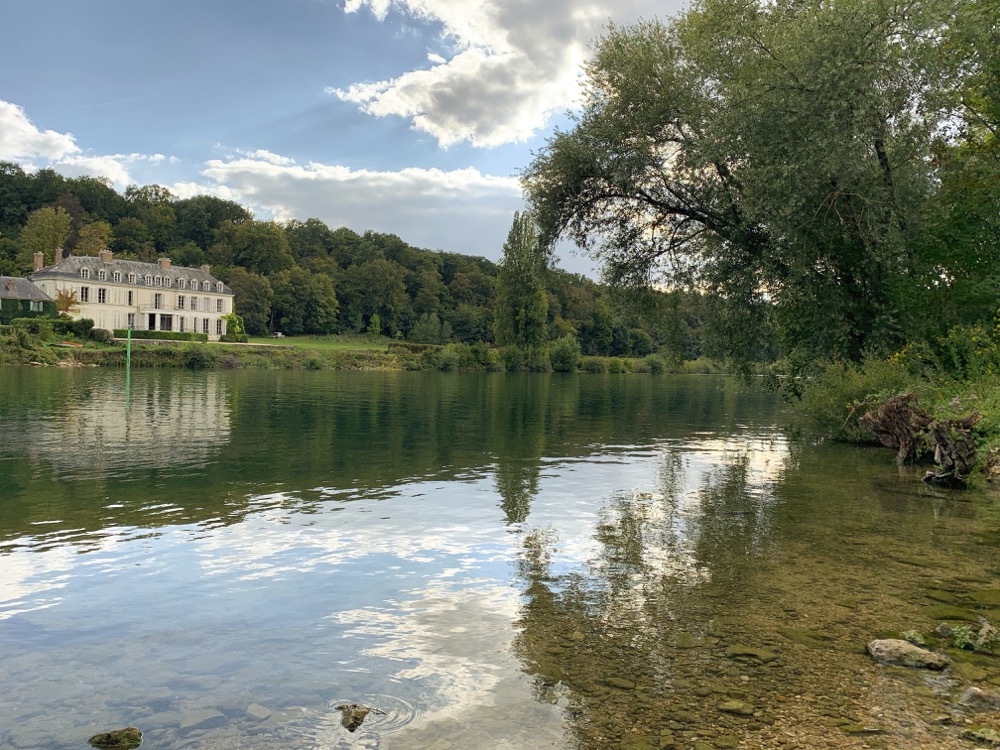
[1,275,53,302]
[30,255,233,295]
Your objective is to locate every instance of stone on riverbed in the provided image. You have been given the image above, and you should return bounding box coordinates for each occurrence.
[88,727,142,749]
[866,638,950,669]
[959,687,1000,712]
[724,645,778,663]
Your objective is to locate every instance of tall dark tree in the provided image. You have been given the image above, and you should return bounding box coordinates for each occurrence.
[493,212,548,348]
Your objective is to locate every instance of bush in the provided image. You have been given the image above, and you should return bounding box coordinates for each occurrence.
[89,328,114,343]
[607,357,626,373]
[525,348,552,372]
[306,356,324,371]
[642,354,668,374]
[220,332,249,343]
[549,335,581,372]
[113,329,209,342]
[500,346,525,372]
[182,344,219,370]
[71,318,95,338]
[581,356,608,373]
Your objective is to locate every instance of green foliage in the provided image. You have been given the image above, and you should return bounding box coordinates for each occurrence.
[494,212,548,348]
[607,358,626,374]
[581,356,608,374]
[549,334,582,372]
[642,354,668,374]
[114,329,208,342]
[182,343,219,370]
[90,328,114,343]
[19,206,72,268]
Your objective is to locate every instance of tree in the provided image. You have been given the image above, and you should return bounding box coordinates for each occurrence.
[223,267,273,336]
[19,206,71,267]
[493,212,548,348]
[75,221,112,256]
[524,0,976,366]
[212,221,294,276]
[271,268,339,335]
[174,195,251,249]
[340,258,410,334]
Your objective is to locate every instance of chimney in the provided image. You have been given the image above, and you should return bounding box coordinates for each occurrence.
[100,249,113,263]
[158,257,172,270]
[201,264,211,274]
[54,247,64,263]
[33,252,44,271]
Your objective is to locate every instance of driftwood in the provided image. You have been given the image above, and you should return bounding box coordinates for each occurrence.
[859,393,980,488]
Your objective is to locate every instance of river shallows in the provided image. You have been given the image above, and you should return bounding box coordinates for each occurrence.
[1,369,998,749]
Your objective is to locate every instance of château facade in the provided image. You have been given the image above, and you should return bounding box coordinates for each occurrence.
[30,251,235,341]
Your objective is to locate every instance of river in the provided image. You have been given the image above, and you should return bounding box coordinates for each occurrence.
[1,368,998,750]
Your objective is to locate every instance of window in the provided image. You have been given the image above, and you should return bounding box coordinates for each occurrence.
[80,268,90,280]
[202,297,210,312]
[128,273,137,284]
[180,317,186,333]
[216,319,223,336]
[30,300,43,312]
[177,295,185,310]
[98,269,107,281]
[80,286,90,302]
[216,282,224,293]
[178,278,186,290]
[216,298,224,313]
[202,318,209,334]
[127,290,134,306]
[113,271,122,283]
[202,281,210,292]
[127,313,135,329]
[165,277,172,288]
[144,275,152,285]
[154,293,163,310]
[154,276,162,287]
[98,288,107,304]
[190,296,197,311]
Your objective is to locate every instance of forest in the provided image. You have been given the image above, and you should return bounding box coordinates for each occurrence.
[0,163,714,362]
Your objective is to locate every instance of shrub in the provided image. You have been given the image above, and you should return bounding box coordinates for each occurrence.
[306,356,324,371]
[643,354,668,374]
[220,332,249,343]
[113,329,209,342]
[607,357,626,373]
[549,335,581,372]
[90,328,115,343]
[525,347,552,372]
[182,344,219,369]
[71,318,95,338]
[581,356,607,373]
[500,346,525,372]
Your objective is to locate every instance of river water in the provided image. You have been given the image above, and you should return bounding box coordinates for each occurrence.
[1,368,998,750]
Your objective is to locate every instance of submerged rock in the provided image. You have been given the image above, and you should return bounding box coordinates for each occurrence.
[335,703,385,732]
[962,726,1000,746]
[724,645,778,663]
[866,639,950,669]
[88,727,142,749]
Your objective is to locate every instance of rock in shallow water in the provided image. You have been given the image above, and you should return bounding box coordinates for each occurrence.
[866,638,950,669]
[88,727,142,749]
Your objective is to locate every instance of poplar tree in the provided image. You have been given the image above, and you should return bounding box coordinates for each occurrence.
[493,211,548,348]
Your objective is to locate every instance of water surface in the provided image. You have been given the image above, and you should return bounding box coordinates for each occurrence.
[1,368,998,750]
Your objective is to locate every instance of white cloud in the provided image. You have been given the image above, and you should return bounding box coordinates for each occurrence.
[55,152,174,189]
[174,151,523,259]
[0,100,80,162]
[332,0,677,148]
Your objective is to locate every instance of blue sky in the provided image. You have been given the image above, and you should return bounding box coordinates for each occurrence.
[0,0,683,274]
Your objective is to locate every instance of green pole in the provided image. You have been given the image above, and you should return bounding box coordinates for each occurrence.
[126,326,132,400]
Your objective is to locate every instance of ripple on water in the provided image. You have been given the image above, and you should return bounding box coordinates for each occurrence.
[291,694,421,746]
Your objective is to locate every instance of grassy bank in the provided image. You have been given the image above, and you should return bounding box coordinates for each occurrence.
[0,326,720,375]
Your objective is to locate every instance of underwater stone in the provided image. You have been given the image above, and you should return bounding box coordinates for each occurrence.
[88,727,142,749]
[866,639,950,669]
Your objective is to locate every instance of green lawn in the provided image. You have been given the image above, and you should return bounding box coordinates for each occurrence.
[246,335,390,352]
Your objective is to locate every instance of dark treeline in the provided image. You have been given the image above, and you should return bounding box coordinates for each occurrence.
[0,163,714,361]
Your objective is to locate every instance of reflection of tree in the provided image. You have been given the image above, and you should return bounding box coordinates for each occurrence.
[512,438,789,750]
[490,375,552,524]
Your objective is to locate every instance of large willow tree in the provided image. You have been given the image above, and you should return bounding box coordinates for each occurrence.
[524,0,998,366]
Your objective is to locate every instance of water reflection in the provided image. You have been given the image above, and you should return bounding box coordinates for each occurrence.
[2,370,994,750]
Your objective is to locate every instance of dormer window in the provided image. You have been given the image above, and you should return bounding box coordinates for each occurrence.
[80,268,90,280]
[178,278,186,290]
[128,273,137,284]
[164,277,172,288]
[154,276,162,286]
[144,275,152,285]
[113,271,122,283]
[202,281,210,291]
[98,269,107,281]
[216,282,224,293]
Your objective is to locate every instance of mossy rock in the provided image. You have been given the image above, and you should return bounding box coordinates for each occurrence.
[924,604,979,622]
[724,645,778,663]
[925,589,957,603]
[88,727,142,749]
[776,627,835,649]
[961,726,1000,746]
[971,590,1000,607]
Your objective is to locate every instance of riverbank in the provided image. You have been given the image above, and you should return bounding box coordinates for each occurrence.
[0,327,720,375]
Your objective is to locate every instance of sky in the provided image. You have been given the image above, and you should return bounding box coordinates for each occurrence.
[0,0,685,275]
